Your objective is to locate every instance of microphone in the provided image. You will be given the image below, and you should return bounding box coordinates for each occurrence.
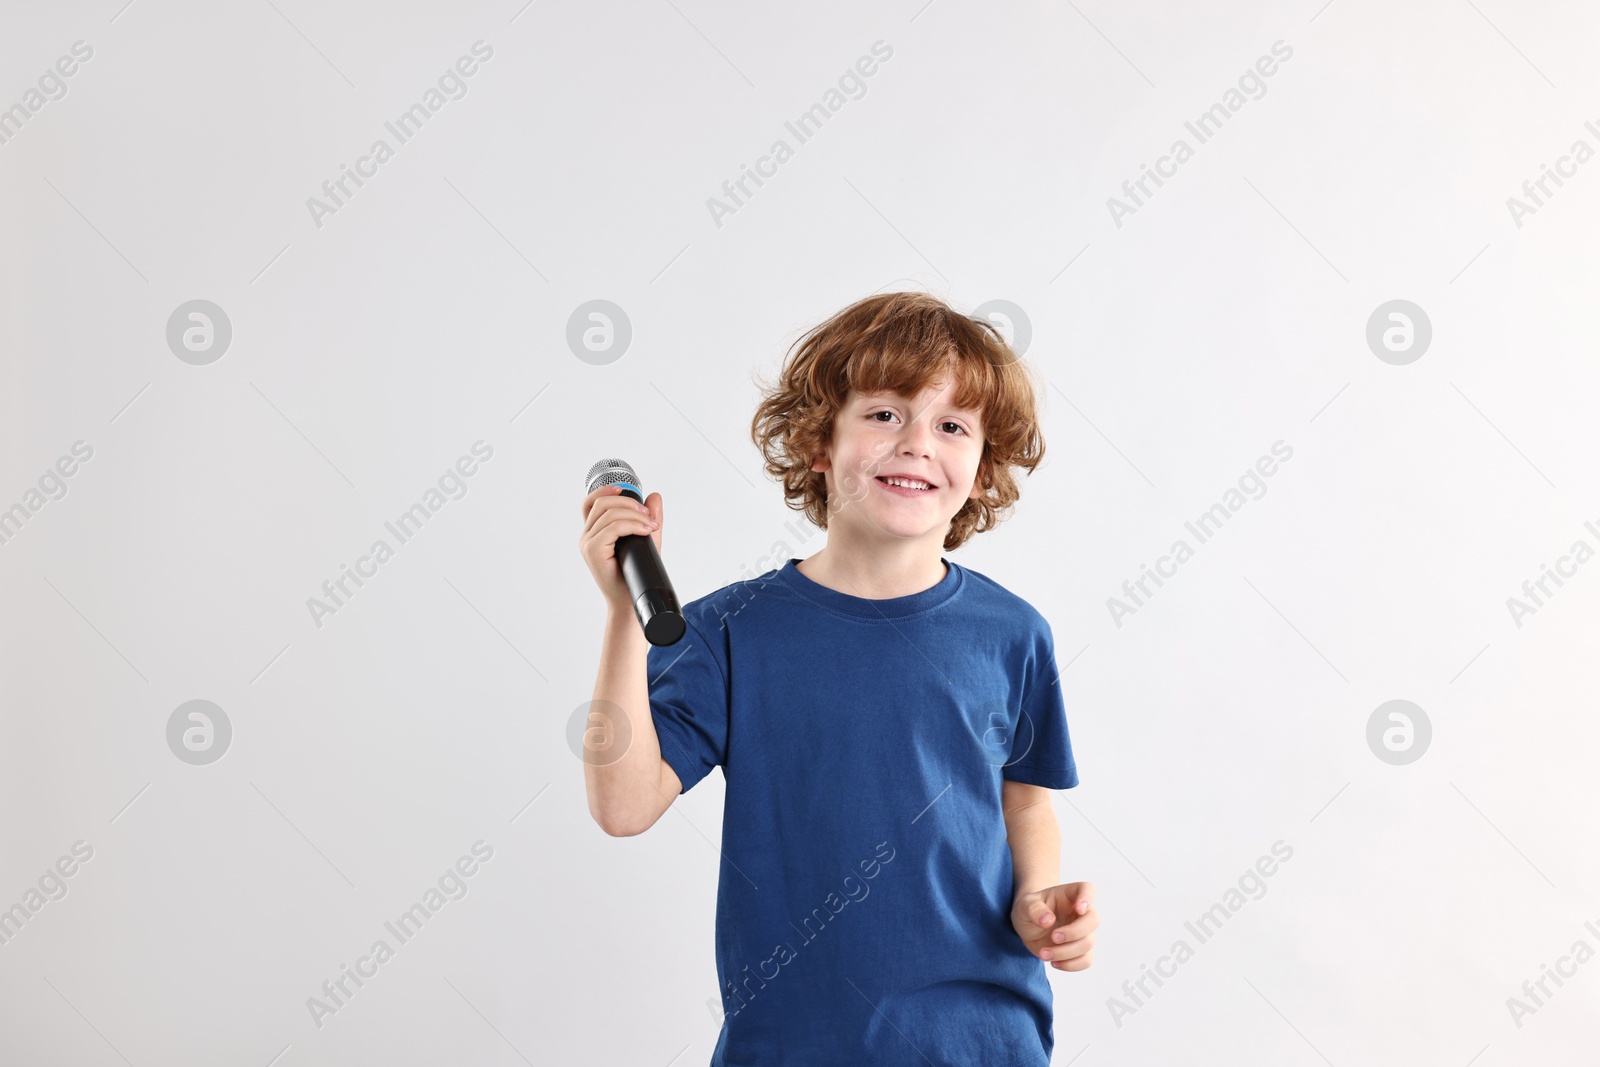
[585,458,686,646]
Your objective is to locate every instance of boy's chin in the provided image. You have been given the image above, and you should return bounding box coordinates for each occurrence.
[834,505,959,544]
[863,519,954,544]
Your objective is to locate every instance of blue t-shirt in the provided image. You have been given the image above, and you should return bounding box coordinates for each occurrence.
[646,556,1079,1067]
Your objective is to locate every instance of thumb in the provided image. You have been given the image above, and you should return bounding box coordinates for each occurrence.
[1071,882,1095,915]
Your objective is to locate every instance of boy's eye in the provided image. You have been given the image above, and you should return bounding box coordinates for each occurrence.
[870,412,966,438]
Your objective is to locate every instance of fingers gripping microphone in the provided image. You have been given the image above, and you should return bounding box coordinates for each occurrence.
[586,458,686,646]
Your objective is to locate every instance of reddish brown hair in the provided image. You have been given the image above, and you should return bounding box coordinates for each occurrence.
[750,291,1046,551]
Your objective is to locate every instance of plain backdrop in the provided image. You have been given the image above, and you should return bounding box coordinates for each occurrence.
[2,1,1598,1064]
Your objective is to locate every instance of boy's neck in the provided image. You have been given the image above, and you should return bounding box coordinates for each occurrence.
[796,538,948,601]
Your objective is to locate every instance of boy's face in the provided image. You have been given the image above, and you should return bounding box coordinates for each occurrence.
[809,377,986,549]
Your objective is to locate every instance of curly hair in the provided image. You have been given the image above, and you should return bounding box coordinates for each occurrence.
[750,291,1045,552]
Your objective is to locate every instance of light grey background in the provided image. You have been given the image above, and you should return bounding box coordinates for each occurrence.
[3,1,1597,1064]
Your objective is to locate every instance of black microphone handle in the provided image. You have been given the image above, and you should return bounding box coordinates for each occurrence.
[612,489,686,646]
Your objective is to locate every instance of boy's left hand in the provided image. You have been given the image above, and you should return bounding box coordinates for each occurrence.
[1011,882,1097,971]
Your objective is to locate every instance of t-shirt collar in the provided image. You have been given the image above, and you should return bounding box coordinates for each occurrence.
[775,557,963,619]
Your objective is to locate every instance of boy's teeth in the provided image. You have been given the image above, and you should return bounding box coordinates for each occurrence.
[884,477,930,489]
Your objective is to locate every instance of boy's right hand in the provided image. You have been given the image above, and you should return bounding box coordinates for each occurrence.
[579,484,664,614]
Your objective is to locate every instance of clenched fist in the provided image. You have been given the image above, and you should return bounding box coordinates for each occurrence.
[579,484,664,614]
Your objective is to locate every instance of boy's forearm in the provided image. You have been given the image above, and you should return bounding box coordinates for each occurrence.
[1003,790,1062,898]
[585,609,668,833]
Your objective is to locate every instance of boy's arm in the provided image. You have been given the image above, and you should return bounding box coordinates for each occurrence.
[1004,778,1099,970]
[578,483,683,836]
[1002,779,1061,896]
[584,609,681,837]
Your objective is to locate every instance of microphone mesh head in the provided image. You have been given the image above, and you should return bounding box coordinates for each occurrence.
[586,457,640,494]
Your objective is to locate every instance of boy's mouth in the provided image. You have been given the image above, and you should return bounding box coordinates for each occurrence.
[875,475,936,494]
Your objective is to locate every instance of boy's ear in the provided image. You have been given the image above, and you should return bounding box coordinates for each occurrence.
[811,418,841,474]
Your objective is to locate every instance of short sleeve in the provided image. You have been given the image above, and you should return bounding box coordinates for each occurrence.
[646,617,730,794]
[1002,620,1079,789]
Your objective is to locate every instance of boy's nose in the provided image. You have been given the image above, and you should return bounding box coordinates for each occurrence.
[900,421,935,457]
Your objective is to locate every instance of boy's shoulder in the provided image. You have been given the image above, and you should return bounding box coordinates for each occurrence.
[662,565,792,649]
[943,562,1058,655]
[949,560,1050,625]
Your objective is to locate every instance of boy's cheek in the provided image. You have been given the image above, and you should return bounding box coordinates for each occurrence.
[836,469,871,504]
[863,438,895,473]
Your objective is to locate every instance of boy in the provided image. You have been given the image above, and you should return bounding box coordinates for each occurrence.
[579,291,1097,1066]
